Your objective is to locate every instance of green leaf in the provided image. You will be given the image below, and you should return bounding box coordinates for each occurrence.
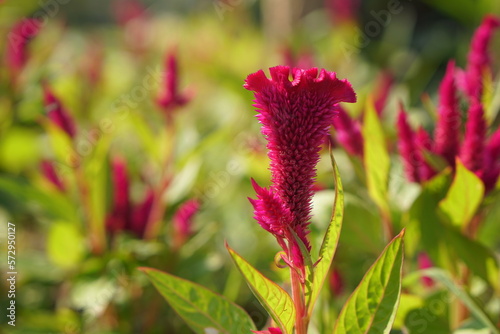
[47,221,86,268]
[444,226,499,290]
[307,151,343,316]
[139,267,256,334]
[362,98,390,216]
[421,268,499,334]
[333,229,405,334]
[439,160,484,228]
[226,244,295,334]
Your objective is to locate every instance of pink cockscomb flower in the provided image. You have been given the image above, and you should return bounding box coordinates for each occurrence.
[130,189,154,238]
[418,252,435,288]
[244,66,356,268]
[480,129,500,192]
[157,50,190,114]
[329,267,344,296]
[40,160,65,192]
[332,106,364,157]
[434,60,460,167]
[43,85,77,139]
[106,156,131,235]
[397,107,422,183]
[252,328,283,334]
[415,127,436,182]
[5,18,42,74]
[462,15,500,100]
[173,199,200,248]
[460,101,487,173]
[374,71,393,116]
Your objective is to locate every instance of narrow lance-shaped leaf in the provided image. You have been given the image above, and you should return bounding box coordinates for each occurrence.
[307,150,344,316]
[334,229,405,334]
[226,244,295,334]
[139,267,256,334]
[363,97,390,216]
[420,268,500,334]
[439,159,484,228]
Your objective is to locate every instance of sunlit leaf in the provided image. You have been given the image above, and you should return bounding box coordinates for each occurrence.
[439,159,484,228]
[362,98,390,216]
[226,244,295,334]
[333,229,405,334]
[140,267,256,334]
[307,151,343,316]
[421,268,499,334]
[47,221,86,268]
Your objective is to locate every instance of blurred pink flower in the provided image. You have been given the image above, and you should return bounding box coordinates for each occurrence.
[325,0,360,24]
[5,18,42,73]
[106,156,131,235]
[329,267,344,295]
[480,129,500,192]
[397,107,422,182]
[40,160,65,192]
[43,85,77,139]
[157,50,190,114]
[130,189,154,238]
[415,127,436,181]
[252,328,283,334]
[462,15,500,100]
[460,101,486,173]
[434,61,460,167]
[374,71,393,116]
[112,0,147,26]
[332,106,364,157]
[173,199,200,243]
[418,253,435,288]
[245,66,356,268]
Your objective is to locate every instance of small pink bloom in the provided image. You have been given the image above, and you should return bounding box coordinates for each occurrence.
[112,0,147,26]
[480,128,500,192]
[434,60,460,167]
[173,199,200,239]
[245,66,356,267]
[374,71,393,116]
[397,107,425,182]
[325,0,360,24]
[329,268,344,295]
[332,106,364,157]
[43,85,77,139]
[130,189,154,238]
[463,15,500,100]
[157,50,190,113]
[418,252,435,288]
[5,19,42,73]
[40,160,65,192]
[106,156,131,235]
[460,101,486,173]
[252,328,283,334]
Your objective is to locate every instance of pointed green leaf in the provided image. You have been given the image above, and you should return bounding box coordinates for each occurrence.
[226,245,295,334]
[439,159,484,228]
[307,151,344,316]
[362,98,390,215]
[421,268,500,334]
[334,229,405,334]
[139,267,256,334]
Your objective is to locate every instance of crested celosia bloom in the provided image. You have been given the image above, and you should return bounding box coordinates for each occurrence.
[252,328,283,334]
[43,85,77,139]
[40,160,65,192]
[5,19,42,73]
[462,15,500,100]
[434,60,460,167]
[481,129,500,192]
[106,156,131,235]
[374,71,393,116]
[415,127,436,181]
[460,101,486,173]
[173,199,200,247]
[418,252,435,288]
[244,66,356,268]
[332,106,363,157]
[397,108,422,182]
[157,50,190,113]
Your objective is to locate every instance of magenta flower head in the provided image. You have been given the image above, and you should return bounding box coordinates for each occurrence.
[5,18,42,74]
[43,85,77,139]
[252,328,283,334]
[332,106,364,157]
[434,60,460,167]
[157,49,190,114]
[418,252,435,288]
[130,189,154,238]
[481,128,500,192]
[460,100,487,173]
[40,160,65,192]
[106,156,131,235]
[463,15,500,100]
[172,199,200,248]
[397,107,421,183]
[244,66,356,268]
